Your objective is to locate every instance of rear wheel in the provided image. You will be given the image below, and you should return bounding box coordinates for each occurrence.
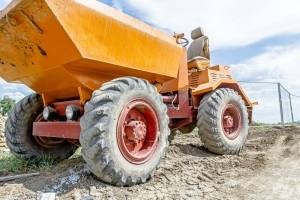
[5,94,77,161]
[197,88,249,155]
[80,77,170,186]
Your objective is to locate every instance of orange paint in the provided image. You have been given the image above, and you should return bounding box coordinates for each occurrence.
[0,0,253,111]
[0,0,183,103]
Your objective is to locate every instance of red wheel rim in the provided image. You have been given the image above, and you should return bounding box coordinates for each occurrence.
[117,99,159,165]
[221,104,241,140]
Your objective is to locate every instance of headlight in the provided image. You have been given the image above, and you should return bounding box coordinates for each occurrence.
[43,106,56,121]
[66,105,81,120]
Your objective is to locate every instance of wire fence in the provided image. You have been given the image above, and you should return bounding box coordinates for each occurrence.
[238,81,300,124]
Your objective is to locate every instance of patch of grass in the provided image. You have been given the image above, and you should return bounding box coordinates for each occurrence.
[251,122,269,127]
[0,152,56,173]
[69,147,81,159]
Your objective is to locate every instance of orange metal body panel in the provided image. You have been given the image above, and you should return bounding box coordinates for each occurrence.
[0,0,252,113]
[160,48,189,93]
[0,0,183,103]
[188,59,210,70]
[0,0,255,139]
[190,65,253,107]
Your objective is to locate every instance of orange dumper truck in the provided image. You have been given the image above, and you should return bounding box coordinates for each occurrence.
[0,0,253,186]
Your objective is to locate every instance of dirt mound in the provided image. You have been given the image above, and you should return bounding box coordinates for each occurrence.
[0,126,299,200]
[0,115,7,150]
[227,126,300,200]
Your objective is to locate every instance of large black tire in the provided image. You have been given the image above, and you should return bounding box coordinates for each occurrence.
[197,88,249,155]
[5,94,77,161]
[80,77,170,186]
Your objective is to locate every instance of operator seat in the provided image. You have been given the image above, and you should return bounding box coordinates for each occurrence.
[187,27,210,70]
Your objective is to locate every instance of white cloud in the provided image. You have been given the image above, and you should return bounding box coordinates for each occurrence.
[0,78,32,102]
[128,0,300,122]
[231,44,300,93]
[0,0,299,122]
[0,0,11,10]
[231,44,300,123]
[2,91,25,101]
[127,0,300,50]
[3,0,300,49]
[112,0,123,11]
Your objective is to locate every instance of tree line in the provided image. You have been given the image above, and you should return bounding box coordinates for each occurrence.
[0,96,15,116]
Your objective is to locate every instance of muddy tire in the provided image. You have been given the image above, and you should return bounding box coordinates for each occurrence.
[5,94,77,161]
[197,88,249,155]
[80,77,170,186]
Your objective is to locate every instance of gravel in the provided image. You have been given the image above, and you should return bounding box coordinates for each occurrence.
[0,124,299,199]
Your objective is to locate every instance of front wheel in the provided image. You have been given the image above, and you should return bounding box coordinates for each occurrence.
[197,88,249,155]
[80,77,170,186]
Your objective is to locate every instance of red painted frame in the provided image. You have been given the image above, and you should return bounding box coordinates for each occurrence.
[33,121,81,139]
[165,91,193,119]
[33,100,82,139]
[33,90,194,140]
[163,90,194,129]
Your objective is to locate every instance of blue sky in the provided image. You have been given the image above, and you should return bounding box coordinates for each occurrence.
[0,0,299,123]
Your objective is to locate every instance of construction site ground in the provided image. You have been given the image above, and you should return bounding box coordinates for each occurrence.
[0,115,299,200]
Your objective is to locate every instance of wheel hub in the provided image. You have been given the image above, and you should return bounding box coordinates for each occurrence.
[222,104,241,140]
[125,120,147,143]
[223,115,234,128]
[117,99,159,165]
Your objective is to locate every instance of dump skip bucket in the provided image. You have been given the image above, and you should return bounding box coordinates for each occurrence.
[0,0,183,102]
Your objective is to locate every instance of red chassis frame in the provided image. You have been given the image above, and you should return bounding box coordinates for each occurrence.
[32,91,194,140]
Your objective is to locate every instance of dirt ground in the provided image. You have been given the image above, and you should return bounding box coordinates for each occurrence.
[0,117,300,199]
